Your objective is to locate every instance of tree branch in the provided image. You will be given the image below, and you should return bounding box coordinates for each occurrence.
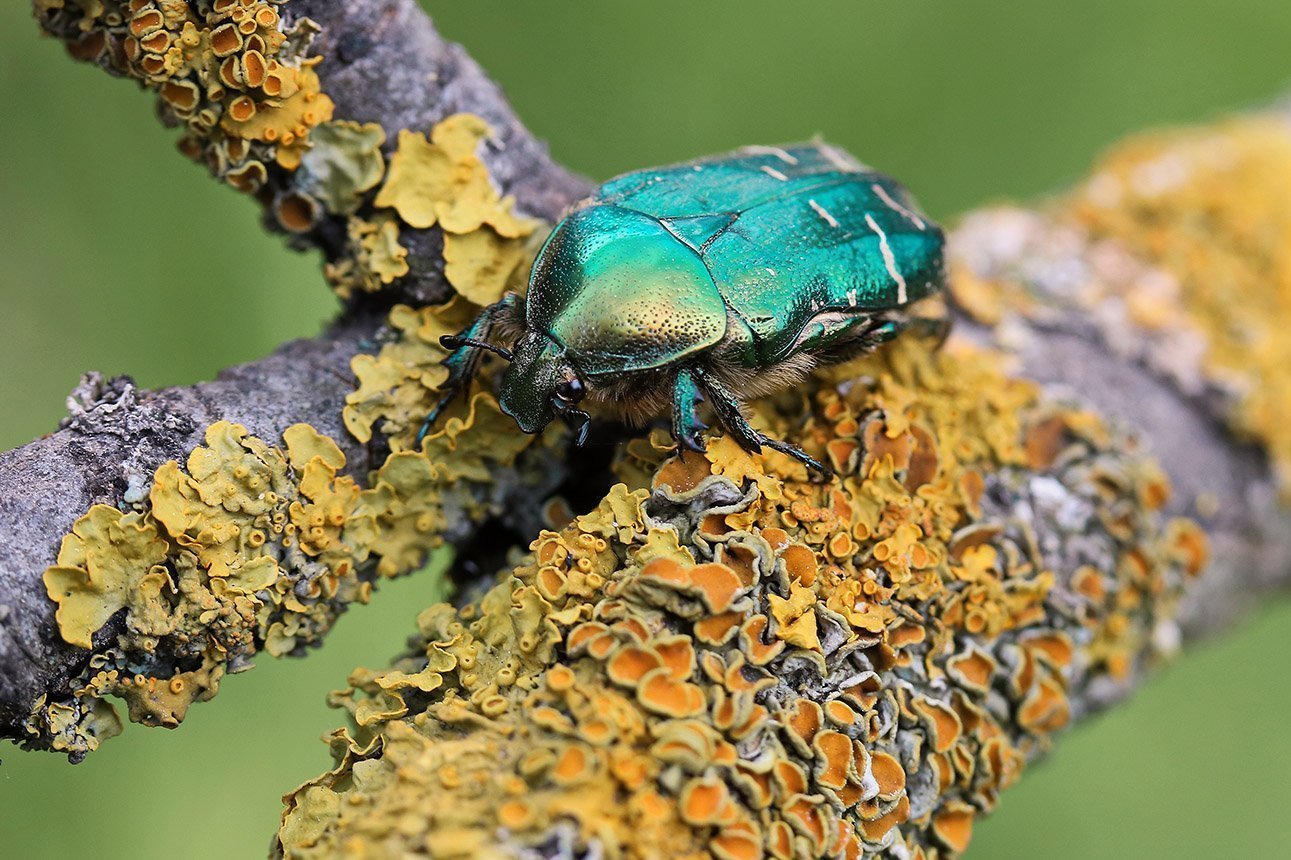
[8,2,1291,857]
[4,0,589,756]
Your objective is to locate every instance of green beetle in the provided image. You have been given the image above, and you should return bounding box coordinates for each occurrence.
[422,142,945,472]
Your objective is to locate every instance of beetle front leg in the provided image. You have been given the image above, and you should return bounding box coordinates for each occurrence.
[670,367,709,453]
[417,294,520,444]
[693,367,831,477]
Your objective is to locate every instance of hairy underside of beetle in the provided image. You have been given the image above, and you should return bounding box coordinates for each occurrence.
[590,307,901,430]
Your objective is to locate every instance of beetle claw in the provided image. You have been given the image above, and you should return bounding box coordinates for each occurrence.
[416,389,458,447]
[758,437,834,481]
[677,431,707,454]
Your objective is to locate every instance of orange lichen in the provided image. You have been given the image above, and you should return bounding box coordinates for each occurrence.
[39,8,544,312]
[931,805,976,854]
[637,668,706,718]
[40,1,335,183]
[679,776,730,826]
[946,648,997,693]
[870,751,906,799]
[281,334,1200,858]
[813,730,854,790]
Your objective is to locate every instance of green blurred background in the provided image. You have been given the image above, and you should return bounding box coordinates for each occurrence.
[2,1,1290,856]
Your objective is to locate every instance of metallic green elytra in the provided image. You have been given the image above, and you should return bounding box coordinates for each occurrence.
[423,142,946,473]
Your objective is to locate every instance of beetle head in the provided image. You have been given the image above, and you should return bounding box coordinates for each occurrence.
[498,330,591,445]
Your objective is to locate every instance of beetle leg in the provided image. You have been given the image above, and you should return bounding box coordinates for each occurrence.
[868,309,952,350]
[896,313,952,349]
[693,367,832,478]
[670,367,709,453]
[417,294,520,445]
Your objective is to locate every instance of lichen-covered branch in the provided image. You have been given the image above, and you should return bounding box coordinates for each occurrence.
[35,0,588,305]
[3,0,591,758]
[7,2,1291,857]
[274,119,1291,858]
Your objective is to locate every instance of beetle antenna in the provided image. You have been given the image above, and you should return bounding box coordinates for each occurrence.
[439,335,514,362]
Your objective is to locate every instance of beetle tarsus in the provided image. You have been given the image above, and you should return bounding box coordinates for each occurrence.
[759,437,833,479]
[440,334,514,362]
[692,367,834,479]
[899,313,952,349]
[416,389,458,446]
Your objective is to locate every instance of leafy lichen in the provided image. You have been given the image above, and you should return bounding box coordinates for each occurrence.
[950,117,1291,499]
[32,401,548,756]
[327,113,544,300]
[35,7,540,307]
[279,336,1205,859]
[37,1,335,183]
[43,506,170,650]
[1070,117,1291,494]
[296,121,387,216]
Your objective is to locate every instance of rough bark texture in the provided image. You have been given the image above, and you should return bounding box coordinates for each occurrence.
[950,206,1291,648]
[0,314,374,739]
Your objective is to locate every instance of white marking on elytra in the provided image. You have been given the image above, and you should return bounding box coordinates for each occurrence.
[865,214,908,304]
[818,142,864,173]
[744,145,799,165]
[846,289,858,306]
[871,183,926,230]
[808,198,840,228]
[760,165,790,181]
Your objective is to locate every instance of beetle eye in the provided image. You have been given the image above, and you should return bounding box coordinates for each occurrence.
[556,377,585,402]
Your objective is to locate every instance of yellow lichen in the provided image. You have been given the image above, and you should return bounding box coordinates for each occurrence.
[281,334,1199,858]
[325,213,410,299]
[442,227,539,307]
[362,114,542,304]
[342,300,549,464]
[220,59,334,168]
[32,413,505,753]
[1069,116,1291,493]
[343,302,466,447]
[374,116,537,238]
[44,506,170,649]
